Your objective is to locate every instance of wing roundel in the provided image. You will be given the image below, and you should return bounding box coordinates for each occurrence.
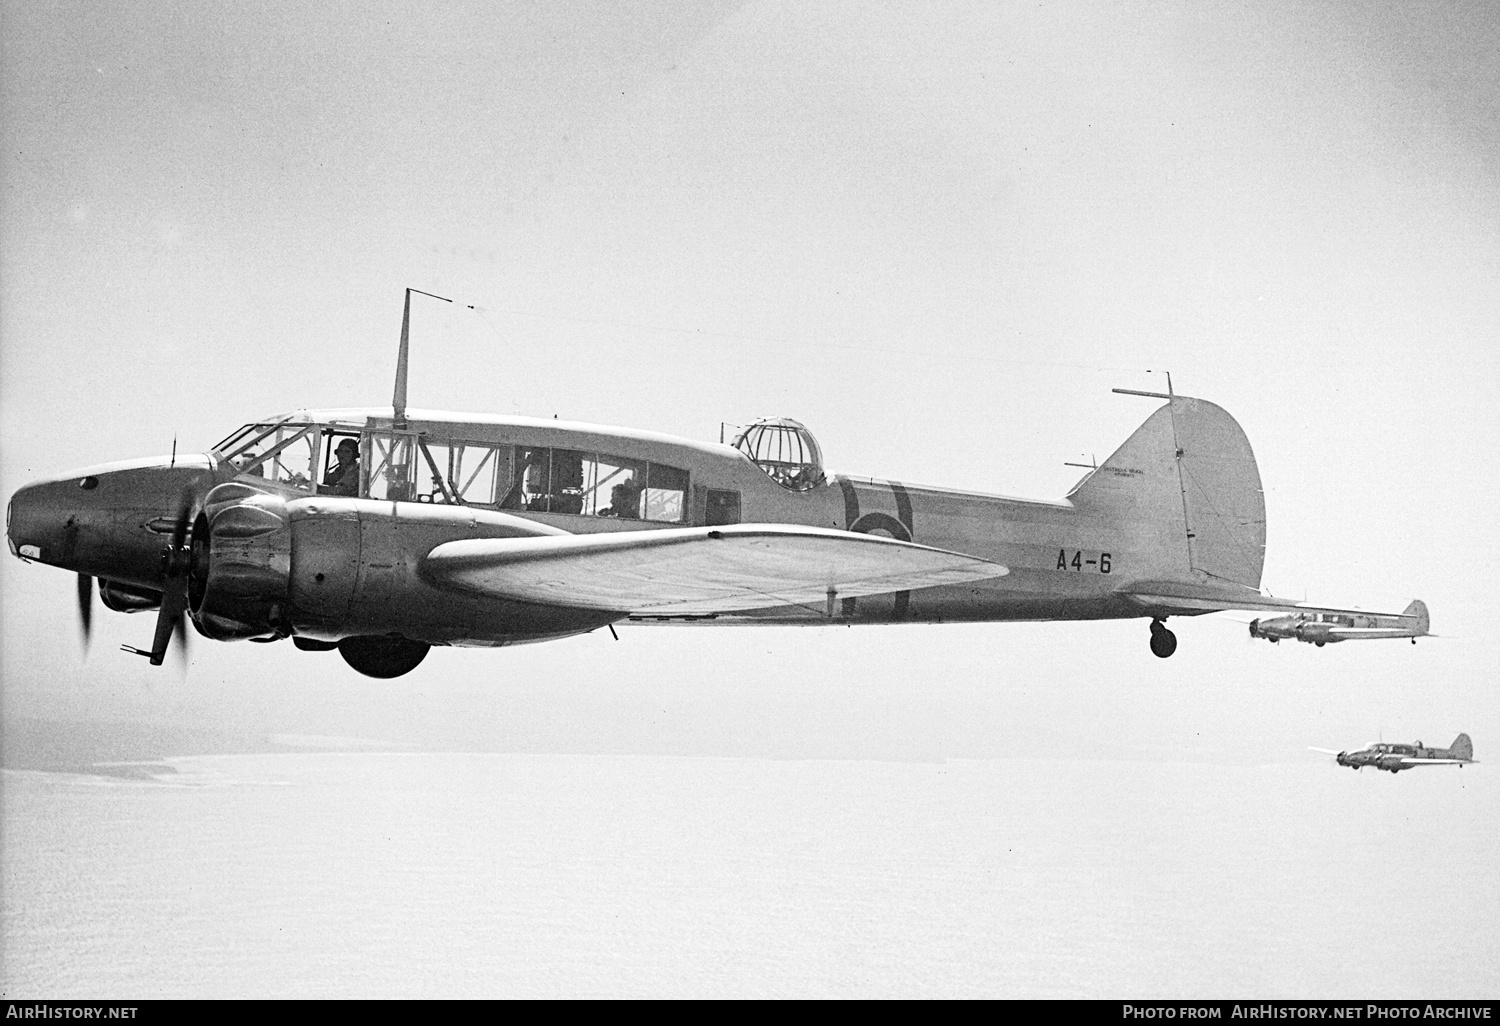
[421,524,1008,615]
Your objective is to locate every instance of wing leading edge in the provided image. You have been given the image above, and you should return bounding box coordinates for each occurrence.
[421,524,1009,615]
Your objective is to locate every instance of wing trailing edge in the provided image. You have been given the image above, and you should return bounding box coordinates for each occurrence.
[1122,580,1424,623]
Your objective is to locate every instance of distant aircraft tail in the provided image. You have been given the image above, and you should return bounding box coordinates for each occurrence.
[1068,396,1266,590]
[1450,733,1473,761]
[1402,599,1430,636]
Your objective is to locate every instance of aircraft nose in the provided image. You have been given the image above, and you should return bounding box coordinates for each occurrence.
[8,455,215,579]
[6,476,82,565]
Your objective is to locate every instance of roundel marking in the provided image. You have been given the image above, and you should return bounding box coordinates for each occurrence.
[850,512,911,543]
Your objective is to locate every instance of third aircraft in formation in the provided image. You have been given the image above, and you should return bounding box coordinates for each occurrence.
[1309,735,1475,773]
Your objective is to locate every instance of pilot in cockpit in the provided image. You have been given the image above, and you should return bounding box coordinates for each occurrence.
[321,438,361,496]
[599,480,641,519]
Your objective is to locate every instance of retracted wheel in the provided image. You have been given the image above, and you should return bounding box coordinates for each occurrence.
[338,635,430,678]
[1148,618,1177,659]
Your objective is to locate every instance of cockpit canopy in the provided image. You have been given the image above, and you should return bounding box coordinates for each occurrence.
[214,417,346,492]
[732,418,825,491]
[211,413,693,524]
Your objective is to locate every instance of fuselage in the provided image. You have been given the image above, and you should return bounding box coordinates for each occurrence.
[1335,742,1460,773]
[1248,612,1423,646]
[10,395,1267,654]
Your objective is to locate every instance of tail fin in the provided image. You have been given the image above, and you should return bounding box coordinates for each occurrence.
[1069,396,1266,589]
[1402,599,1430,636]
[1450,733,1473,761]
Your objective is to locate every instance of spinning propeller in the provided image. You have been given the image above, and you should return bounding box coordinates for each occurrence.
[122,489,194,666]
[77,573,94,646]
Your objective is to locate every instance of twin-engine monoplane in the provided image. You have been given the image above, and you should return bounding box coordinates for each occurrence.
[6,292,1431,677]
[1248,601,1429,647]
[1309,735,1475,773]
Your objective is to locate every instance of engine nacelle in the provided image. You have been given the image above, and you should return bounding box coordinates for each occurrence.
[1248,616,1306,643]
[183,488,616,654]
[99,579,162,614]
[1248,617,1288,642]
[189,482,292,641]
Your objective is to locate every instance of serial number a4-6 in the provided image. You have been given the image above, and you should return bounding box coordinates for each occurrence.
[1056,549,1111,573]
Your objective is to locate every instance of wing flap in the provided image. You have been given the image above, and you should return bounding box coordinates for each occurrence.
[422,524,1008,614]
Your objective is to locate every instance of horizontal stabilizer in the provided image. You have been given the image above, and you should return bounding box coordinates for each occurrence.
[422,524,1009,615]
[1125,581,1424,623]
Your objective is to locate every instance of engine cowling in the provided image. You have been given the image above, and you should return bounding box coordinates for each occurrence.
[99,579,163,614]
[188,482,292,641]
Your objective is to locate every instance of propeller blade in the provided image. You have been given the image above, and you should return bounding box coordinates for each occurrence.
[174,609,191,662]
[77,573,94,644]
[124,486,197,667]
[146,582,187,666]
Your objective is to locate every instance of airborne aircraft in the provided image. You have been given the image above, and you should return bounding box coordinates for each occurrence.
[1248,601,1430,647]
[1309,735,1475,773]
[6,292,1428,678]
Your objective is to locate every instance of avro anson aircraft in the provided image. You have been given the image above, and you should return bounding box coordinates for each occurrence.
[1248,600,1430,647]
[6,292,1429,677]
[1309,735,1475,773]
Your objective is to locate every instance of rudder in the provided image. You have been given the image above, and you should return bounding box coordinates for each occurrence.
[1070,397,1266,589]
[1450,733,1473,761]
[1402,599,1430,636]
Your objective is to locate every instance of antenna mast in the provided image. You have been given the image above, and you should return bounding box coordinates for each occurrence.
[393,287,453,427]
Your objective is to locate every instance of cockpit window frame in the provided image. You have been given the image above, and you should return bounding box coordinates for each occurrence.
[223,423,320,484]
[214,418,296,462]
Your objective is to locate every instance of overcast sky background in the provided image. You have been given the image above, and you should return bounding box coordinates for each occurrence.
[2,0,1497,996]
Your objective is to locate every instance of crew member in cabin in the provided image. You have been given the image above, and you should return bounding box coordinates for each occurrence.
[321,438,361,496]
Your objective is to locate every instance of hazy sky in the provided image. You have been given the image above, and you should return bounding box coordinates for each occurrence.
[2,0,1497,764]
[4,0,1499,999]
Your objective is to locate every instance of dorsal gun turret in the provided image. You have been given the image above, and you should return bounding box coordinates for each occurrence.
[732,418,825,491]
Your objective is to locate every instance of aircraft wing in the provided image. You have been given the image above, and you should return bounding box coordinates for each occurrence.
[422,524,1010,615]
[1122,581,1422,622]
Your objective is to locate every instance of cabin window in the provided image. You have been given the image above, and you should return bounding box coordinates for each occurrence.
[499,446,686,522]
[706,489,740,526]
[582,453,647,518]
[645,463,688,522]
[501,447,585,514]
[364,432,415,501]
[416,441,508,505]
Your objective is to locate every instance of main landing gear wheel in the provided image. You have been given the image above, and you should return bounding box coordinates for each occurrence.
[1148,618,1177,659]
[338,636,430,678]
